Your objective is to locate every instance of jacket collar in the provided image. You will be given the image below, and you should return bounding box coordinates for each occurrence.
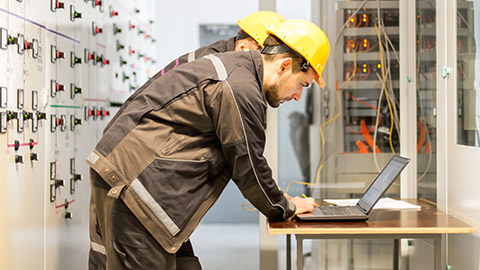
[250,50,264,95]
[226,37,236,52]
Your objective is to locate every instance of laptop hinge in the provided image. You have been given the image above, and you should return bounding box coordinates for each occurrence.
[357,205,368,214]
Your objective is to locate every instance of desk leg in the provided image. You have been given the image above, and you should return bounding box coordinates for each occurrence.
[287,235,291,270]
[296,236,304,270]
[393,239,399,270]
[434,234,446,270]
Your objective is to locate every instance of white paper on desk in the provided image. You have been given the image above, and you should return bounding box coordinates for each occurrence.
[323,198,421,210]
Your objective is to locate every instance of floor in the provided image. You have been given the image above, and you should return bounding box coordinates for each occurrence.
[190,223,313,270]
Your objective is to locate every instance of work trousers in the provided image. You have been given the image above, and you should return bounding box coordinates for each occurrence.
[89,169,202,270]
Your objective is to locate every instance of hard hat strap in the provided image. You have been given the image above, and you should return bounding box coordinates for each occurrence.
[261,44,311,72]
[235,30,251,41]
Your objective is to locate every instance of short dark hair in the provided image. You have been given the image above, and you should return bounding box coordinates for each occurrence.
[261,35,307,73]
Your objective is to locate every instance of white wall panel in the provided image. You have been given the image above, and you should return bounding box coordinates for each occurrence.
[0,0,157,269]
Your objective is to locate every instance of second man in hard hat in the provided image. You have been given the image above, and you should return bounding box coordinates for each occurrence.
[104,11,285,132]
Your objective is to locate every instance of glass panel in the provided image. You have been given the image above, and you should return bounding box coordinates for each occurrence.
[416,0,437,202]
[457,1,479,147]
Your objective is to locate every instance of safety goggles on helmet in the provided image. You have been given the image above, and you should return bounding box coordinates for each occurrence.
[260,43,311,72]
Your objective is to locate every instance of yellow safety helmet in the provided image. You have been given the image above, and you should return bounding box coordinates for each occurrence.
[237,11,285,47]
[266,19,330,88]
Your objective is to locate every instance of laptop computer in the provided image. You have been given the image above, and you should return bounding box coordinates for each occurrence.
[296,155,410,221]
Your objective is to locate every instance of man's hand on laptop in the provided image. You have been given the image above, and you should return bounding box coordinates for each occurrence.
[284,193,319,215]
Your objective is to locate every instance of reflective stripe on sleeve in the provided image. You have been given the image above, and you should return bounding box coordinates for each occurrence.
[187,51,195,63]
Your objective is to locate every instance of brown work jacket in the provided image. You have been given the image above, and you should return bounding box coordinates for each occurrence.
[86,50,296,253]
[104,37,236,132]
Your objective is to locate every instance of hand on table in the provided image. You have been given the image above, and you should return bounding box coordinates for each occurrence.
[284,193,319,215]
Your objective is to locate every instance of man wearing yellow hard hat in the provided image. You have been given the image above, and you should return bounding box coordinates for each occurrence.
[103,11,285,133]
[87,19,330,269]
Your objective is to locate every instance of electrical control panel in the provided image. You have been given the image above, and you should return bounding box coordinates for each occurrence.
[320,1,401,200]
[0,1,158,269]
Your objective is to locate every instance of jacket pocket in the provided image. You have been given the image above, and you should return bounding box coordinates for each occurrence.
[134,157,211,234]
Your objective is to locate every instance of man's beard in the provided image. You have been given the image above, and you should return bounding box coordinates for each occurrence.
[264,81,282,108]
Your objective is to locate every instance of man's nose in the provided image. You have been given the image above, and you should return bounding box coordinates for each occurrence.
[292,88,303,101]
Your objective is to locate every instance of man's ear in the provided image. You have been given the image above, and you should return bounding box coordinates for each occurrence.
[279,57,293,73]
[237,40,249,51]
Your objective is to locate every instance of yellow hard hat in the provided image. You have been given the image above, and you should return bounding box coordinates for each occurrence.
[237,11,285,47]
[267,19,330,88]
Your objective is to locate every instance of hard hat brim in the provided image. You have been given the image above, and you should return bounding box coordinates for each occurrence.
[315,73,325,88]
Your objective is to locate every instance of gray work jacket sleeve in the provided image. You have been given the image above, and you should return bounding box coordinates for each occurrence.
[205,79,296,221]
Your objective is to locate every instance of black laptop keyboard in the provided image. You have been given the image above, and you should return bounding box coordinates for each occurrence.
[317,205,364,216]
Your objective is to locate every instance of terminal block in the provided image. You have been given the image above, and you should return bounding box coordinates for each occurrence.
[113,24,122,35]
[92,22,103,36]
[15,155,23,164]
[70,5,82,21]
[120,56,127,66]
[0,28,7,50]
[51,80,65,97]
[85,49,96,64]
[51,45,65,63]
[84,106,93,121]
[100,107,110,120]
[71,52,82,67]
[50,178,65,202]
[30,153,38,162]
[70,115,82,131]
[70,174,82,194]
[110,6,119,17]
[96,54,110,66]
[6,33,25,54]
[51,0,65,12]
[122,72,130,82]
[0,112,6,133]
[50,114,66,132]
[116,40,125,51]
[0,87,5,107]
[17,89,23,109]
[71,84,82,99]
[25,38,38,58]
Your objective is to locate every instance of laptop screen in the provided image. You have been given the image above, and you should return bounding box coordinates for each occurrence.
[357,156,410,214]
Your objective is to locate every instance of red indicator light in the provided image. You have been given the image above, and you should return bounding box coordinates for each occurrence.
[103,59,109,65]
[130,49,135,55]
[130,24,135,29]
[145,57,150,61]
[145,34,150,38]
[131,64,135,68]
[96,110,101,116]
[103,110,109,116]
[88,110,93,116]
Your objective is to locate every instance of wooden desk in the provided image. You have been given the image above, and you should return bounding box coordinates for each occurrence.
[268,199,476,270]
